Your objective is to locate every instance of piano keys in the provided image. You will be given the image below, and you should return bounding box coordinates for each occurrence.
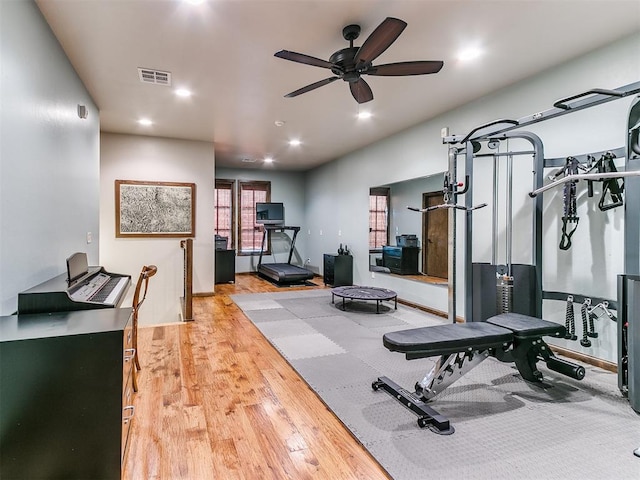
[18,267,131,315]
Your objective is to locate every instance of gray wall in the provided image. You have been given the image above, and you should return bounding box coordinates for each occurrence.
[0,0,100,315]
[215,168,308,273]
[304,33,640,363]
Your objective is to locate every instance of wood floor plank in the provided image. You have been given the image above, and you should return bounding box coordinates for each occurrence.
[123,273,390,480]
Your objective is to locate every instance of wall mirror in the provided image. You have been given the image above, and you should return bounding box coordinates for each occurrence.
[369,172,447,286]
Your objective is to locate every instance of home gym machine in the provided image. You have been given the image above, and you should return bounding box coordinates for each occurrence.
[373,81,640,435]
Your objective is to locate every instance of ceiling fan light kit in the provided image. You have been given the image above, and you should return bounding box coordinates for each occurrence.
[274,17,444,104]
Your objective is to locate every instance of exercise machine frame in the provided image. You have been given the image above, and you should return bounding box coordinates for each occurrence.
[374,81,640,432]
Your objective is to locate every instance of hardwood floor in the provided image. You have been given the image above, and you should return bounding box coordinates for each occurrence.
[123,274,390,480]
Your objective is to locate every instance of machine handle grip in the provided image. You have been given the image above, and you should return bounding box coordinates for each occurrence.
[460,119,519,143]
[553,89,623,110]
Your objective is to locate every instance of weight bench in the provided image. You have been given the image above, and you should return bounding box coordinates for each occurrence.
[372,313,586,434]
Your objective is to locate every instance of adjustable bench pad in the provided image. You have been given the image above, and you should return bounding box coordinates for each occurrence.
[383,313,565,359]
[486,313,565,338]
[383,322,513,358]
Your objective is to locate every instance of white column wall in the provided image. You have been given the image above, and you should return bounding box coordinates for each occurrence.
[100,133,214,326]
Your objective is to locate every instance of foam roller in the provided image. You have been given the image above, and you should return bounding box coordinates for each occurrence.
[546,356,586,380]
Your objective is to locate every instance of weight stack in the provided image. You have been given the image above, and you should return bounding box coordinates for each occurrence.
[472,263,537,322]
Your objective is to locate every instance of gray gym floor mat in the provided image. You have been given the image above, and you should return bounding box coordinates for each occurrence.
[243,307,299,323]
[270,332,346,360]
[233,290,640,480]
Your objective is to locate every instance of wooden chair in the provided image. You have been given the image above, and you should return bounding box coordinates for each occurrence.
[131,265,157,392]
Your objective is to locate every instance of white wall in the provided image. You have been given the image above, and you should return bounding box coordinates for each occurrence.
[215,168,307,273]
[0,0,100,315]
[100,133,214,326]
[305,33,640,363]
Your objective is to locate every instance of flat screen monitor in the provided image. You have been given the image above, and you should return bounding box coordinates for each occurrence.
[256,202,284,225]
[66,252,89,284]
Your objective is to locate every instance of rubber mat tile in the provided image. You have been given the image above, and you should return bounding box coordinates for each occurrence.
[255,318,318,339]
[244,307,299,323]
[277,298,338,318]
[270,332,345,360]
[293,353,381,391]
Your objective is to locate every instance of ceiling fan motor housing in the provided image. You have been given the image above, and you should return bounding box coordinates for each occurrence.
[329,47,359,78]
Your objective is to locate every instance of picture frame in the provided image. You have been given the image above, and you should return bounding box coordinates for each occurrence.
[115,180,196,238]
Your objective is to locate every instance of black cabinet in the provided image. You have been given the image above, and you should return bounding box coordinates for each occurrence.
[215,249,235,283]
[382,246,420,275]
[0,308,133,479]
[324,254,353,287]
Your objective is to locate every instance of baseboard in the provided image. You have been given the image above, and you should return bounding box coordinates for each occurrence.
[397,298,464,323]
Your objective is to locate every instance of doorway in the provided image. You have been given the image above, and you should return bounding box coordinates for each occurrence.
[422,192,448,279]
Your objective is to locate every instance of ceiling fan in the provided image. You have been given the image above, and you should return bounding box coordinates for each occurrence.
[274,17,444,104]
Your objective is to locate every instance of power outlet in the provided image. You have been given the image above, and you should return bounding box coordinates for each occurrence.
[86,232,92,244]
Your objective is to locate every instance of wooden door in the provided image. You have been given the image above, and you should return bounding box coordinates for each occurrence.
[422,192,448,279]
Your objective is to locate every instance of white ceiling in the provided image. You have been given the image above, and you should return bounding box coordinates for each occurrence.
[36,0,640,171]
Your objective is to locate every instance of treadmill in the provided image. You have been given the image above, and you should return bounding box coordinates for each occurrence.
[257,226,314,284]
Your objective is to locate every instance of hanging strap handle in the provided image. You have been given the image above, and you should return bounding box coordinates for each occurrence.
[564,295,577,340]
[580,299,592,347]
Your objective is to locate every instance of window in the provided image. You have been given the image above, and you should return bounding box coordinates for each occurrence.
[238,181,271,255]
[214,179,235,249]
[369,187,389,249]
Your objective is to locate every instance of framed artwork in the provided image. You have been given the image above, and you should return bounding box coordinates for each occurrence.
[115,180,196,238]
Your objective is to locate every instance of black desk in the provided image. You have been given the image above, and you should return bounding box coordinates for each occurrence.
[0,308,134,479]
[382,246,420,275]
[323,254,353,286]
[215,249,235,283]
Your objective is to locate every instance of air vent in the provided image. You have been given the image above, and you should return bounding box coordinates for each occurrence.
[241,158,256,163]
[138,68,171,86]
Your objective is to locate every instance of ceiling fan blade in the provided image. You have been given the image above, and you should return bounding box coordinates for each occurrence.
[354,17,407,65]
[349,78,373,104]
[367,60,444,76]
[274,50,335,70]
[284,77,339,98]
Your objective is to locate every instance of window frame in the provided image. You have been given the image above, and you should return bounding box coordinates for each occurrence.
[214,179,235,250]
[237,180,271,256]
[369,187,390,251]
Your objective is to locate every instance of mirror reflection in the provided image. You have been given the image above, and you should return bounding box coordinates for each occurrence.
[369,173,448,285]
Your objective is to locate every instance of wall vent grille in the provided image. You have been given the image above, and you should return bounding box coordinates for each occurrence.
[138,68,171,86]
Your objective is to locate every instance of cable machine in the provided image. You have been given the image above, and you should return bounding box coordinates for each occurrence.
[441,82,640,413]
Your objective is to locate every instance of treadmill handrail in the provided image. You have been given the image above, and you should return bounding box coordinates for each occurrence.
[256,225,302,267]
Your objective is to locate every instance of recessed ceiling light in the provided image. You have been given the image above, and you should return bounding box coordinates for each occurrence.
[458,46,483,62]
[264,156,274,163]
[288,139,301,147]
[175,88,192,97]
[274,120,285,127]
[357,111,372,120]
[138,118,153,126]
